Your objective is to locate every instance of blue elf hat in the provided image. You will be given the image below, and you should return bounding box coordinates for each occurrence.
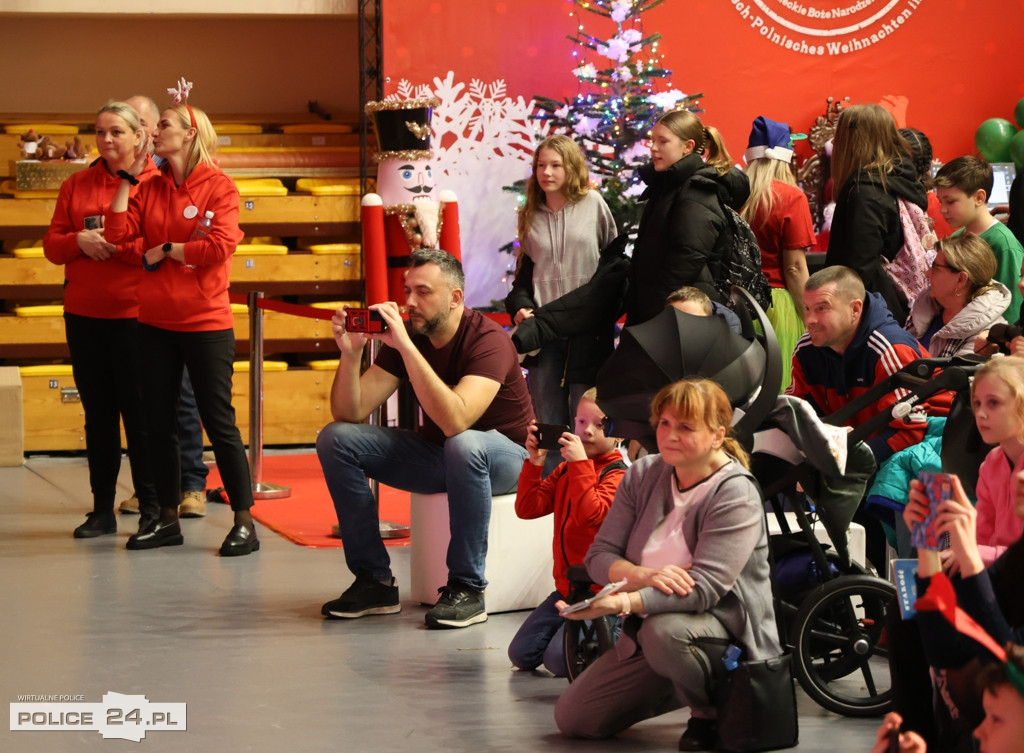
[744,116,806,164]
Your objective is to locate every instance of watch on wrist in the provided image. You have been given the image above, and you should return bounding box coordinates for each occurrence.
[162,242,172,255]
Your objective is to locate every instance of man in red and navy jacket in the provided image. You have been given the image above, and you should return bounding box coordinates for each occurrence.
[787,265,936,464]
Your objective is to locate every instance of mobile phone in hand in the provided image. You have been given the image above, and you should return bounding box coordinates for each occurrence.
[888,728,900,753]
[914,471,953,551]
[346,308,387,333]
[534,423,568,451]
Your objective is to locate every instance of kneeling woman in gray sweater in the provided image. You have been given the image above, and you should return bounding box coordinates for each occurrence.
[555,378,780,750]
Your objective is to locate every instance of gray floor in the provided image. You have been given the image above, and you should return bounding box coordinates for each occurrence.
[1,453,880,752]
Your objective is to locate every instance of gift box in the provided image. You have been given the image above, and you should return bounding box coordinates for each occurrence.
[15,160,88,190]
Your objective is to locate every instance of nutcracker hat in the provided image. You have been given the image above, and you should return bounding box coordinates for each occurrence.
[365,97,440,161]
[743,116,806,164]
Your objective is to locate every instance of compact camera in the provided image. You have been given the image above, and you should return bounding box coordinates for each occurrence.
[346,308,387,333]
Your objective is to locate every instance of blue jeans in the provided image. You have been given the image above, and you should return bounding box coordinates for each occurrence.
[316,423,528,590]
[508,590,569,676]
[178,367,209,493]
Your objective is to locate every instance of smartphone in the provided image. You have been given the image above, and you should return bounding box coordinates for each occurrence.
[888,728,900,753]
[535,423,568,451]
[346,308,387,333]
[914,471,953,551]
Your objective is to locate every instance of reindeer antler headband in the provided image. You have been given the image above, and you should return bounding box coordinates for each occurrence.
[167,77,197,129]
[917,572,1024,697]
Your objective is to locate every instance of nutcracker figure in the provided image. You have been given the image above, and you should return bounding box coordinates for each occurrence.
[361,97,461,305]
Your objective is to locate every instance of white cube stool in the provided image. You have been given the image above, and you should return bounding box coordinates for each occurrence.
[767,511,866,568]
[409,492,554,613]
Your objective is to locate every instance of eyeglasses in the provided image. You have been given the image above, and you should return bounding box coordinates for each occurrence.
[930,261,959,273]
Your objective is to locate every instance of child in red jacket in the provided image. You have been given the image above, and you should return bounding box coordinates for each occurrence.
[509,388,626,676]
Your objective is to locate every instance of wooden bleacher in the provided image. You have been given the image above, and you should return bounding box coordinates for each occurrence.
[0,114,366,452]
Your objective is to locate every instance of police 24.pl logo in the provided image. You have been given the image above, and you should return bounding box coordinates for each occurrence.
[11,692,186,741]
[730,0,927,56]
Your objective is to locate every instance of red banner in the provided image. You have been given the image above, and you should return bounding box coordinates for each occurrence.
[383,0,1024,163]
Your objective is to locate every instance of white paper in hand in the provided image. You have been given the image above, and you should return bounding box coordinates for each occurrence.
[559,578,628,615]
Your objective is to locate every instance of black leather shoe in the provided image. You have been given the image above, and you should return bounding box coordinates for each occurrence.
[126,519,184,550]
[73,511,117,538]
[219,523,260,556]
[138,512,159,533]
[678,717,717,751]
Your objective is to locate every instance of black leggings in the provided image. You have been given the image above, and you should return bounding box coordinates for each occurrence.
[138,324,253,512]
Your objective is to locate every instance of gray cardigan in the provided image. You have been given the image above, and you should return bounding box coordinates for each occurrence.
[586,454,781,661]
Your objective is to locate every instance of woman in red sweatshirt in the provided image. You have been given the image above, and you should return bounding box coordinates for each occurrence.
[106,98,258,556]
[44,101,161,539]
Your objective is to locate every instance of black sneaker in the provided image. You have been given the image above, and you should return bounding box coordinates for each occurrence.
[73,511,117,538]
[424,581,487,629]
[321,574,400,619]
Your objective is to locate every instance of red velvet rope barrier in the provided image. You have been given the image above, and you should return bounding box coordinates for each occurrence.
[228,292,512,326]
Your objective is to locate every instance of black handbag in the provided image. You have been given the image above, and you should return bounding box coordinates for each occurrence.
[714,652,799,753]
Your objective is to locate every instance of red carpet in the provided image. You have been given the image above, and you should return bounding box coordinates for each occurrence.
[206,452,411,549]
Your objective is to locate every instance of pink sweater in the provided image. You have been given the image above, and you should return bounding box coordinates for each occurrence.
[974,446,1024,565]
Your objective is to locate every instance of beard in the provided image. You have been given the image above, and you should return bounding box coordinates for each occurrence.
[409,308,447,337]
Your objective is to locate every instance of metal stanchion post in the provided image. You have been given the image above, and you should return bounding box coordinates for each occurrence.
[248,290,290,500]
[369,338,409,539]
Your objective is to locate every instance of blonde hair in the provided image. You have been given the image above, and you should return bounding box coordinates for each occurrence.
[830,104,911,196]
[97,101,143,136]
[518,134,591,242]
[649,379,749,468]
[972,357,1024,442]
[935,233,997,302]
[741,157,797,224]
[163,103,217,178]
[656,111,733,176]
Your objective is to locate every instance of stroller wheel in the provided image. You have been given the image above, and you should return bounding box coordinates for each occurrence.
[790,574,895,717]
[563,616,615,683]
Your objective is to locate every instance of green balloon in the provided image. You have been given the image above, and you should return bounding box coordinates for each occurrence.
[1016,97,1024,129]
[1010,129,1024,171]
[976,118,1018,162]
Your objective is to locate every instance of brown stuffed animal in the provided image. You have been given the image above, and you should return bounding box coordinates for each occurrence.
[19,128,39,158]
[35,135,68,161]
[64,135,88,160]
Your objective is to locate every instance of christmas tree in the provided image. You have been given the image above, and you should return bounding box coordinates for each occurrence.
[526,0,702,234]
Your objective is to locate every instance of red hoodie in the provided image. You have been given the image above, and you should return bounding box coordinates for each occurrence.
[43,157,159,318]
[515,450,627,595]
[104,163,243,332]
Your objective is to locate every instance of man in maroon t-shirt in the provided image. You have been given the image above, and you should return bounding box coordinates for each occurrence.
[317,249,532,629]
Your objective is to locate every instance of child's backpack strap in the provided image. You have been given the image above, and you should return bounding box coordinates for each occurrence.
[598,459,629,483]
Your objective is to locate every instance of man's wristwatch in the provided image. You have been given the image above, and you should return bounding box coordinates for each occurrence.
[162,242,172,255]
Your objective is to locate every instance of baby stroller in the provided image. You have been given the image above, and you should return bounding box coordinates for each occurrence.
[760,354,984,716]
[563,288,953,718]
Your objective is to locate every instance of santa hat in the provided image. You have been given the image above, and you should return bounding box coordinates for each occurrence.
[744,116,805,164]
[365,97,439,162]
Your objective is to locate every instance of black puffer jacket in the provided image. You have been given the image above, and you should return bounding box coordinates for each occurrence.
[505,235,630,385]
[825,158,927,324]
[626,153,728,325]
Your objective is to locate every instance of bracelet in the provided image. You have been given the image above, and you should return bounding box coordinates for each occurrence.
[618,592,631,616]
[116,170,140,186]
